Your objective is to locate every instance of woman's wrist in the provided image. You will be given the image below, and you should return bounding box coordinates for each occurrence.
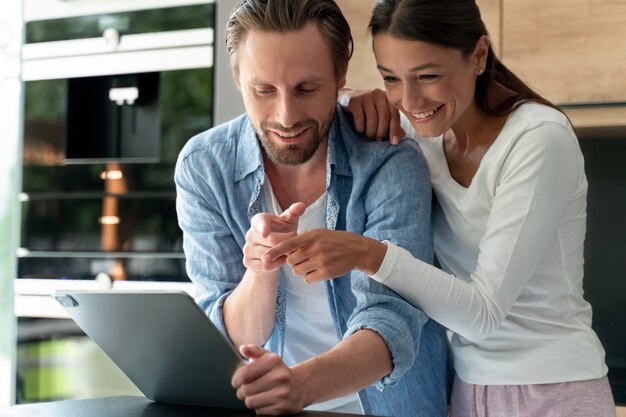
[357,237,388,276]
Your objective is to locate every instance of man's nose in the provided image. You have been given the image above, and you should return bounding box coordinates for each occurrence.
[274,95,300,129]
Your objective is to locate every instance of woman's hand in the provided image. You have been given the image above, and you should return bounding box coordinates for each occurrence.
[262,229,388,283]
[339,87,405,144]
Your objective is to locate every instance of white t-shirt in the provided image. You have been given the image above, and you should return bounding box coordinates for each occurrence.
[262,181,363,414]
[373,102,608,385]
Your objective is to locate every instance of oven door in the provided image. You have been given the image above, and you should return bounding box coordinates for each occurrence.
[18,3,215,317]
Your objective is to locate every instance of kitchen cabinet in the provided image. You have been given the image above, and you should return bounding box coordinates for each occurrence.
[498,0,626,128]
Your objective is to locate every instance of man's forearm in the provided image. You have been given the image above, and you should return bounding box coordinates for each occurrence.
[291,329,393,407]
[223,269,280,347]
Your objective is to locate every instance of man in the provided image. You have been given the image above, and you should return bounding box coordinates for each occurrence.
[174,1,447,415]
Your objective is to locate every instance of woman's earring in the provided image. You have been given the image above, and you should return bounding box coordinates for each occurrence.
[477,68,484,75]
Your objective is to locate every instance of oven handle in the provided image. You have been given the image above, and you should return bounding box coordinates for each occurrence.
[22,28,214,81]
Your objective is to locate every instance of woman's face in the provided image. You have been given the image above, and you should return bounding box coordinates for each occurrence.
[373,34,487,138]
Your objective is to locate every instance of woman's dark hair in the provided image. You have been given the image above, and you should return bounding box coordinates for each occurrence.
[369,0,559,117]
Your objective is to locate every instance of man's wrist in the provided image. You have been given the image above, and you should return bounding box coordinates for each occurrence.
[291,359,317,409]
[249,269,280,280]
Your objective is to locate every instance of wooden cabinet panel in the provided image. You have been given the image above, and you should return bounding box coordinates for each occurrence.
[336,0,382,90]
[501,0,626,105]
[477,0,502,56]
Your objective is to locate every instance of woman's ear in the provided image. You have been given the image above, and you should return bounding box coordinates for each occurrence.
[472,35,490,70]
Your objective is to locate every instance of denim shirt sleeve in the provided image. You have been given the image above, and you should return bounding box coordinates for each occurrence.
[344,140,434,388]
[174,156,243,338]
[174,123,287,355]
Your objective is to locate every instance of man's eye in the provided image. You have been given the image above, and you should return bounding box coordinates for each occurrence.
[419,74,440,81]
[255,89,273,96]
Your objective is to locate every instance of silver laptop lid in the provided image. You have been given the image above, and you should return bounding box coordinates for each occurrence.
[54,290,245,409]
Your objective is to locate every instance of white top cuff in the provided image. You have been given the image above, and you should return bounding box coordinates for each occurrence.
[371,240,397,283]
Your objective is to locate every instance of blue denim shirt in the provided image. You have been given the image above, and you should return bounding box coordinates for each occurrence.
[175,106,448,417]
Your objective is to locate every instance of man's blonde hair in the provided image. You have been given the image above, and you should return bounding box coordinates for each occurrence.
[226,0,354,80]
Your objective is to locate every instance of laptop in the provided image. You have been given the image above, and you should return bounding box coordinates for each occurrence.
[53,290,246,409]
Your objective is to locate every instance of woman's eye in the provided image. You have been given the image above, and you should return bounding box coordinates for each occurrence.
[255,89,273,96]
[382,76,399,84]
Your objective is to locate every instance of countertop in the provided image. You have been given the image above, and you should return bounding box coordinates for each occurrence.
[0,396,375,417]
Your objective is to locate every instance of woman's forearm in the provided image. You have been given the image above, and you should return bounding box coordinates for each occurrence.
[372,243,504,343]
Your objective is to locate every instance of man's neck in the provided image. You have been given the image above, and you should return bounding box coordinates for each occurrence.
[263,140,328,210]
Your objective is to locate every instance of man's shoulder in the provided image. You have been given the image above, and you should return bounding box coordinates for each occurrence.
[177,114,250,163]
[335,109,426,173]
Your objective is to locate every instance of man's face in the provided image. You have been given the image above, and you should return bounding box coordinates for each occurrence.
[236,21,346,166]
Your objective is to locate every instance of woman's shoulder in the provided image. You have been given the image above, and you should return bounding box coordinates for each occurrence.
[499,102,583,170]
[500,102,577,149]
[508,102,573,135]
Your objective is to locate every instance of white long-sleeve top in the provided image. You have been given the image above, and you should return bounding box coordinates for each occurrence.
[372,102,608,385]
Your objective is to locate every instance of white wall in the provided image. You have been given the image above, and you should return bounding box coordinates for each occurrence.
[213,1,245,124]
[0,0,23,407]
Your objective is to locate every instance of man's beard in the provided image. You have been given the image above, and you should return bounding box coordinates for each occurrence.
[257,111,334,166]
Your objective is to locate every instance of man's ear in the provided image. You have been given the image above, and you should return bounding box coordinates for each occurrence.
[338,74,347,90]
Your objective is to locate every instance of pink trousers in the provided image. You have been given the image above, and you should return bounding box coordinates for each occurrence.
[449,374,616,417]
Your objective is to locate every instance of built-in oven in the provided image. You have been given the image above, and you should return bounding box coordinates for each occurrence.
[18,0,217,317]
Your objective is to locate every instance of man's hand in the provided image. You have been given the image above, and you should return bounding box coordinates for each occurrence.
[339,87,405,144]
[232,345,307,415]
[243,202,306,273]
[262,229,388,282]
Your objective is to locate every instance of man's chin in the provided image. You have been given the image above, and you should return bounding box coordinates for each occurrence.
[265,148,315,166]
[260,134,323,166]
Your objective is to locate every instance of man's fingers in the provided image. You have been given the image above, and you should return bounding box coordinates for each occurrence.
[232,345,272,387]
[233,346,282,388]
[239,344,268,361]
[251,215,273,238]
[280,202,306,223]
[251,213,300,237]
[235,373,297,414]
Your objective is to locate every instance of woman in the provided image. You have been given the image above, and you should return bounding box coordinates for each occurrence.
[262,0,616,415]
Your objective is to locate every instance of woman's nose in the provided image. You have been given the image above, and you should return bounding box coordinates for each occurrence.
[401,84,426,112]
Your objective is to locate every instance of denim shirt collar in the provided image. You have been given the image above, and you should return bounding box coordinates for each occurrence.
[327,106,354,179]
[234,117,264,183]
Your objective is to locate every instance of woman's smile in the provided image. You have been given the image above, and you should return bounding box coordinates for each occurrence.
[408,104,444,123]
